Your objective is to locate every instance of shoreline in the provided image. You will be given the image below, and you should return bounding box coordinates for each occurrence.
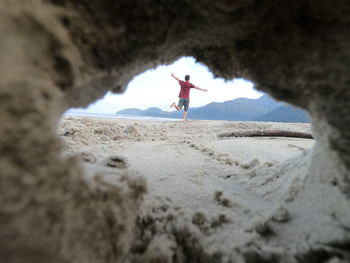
[63,112,312,124]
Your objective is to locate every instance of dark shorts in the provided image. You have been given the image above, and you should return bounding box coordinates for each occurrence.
[178,98,189,112]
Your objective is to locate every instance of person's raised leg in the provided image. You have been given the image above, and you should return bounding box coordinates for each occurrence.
[170,102,180,110]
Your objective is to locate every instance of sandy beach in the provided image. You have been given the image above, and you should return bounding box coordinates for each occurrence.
[58,116,318,261]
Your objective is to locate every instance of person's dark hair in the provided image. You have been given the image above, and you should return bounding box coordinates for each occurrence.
[185,75,190,81]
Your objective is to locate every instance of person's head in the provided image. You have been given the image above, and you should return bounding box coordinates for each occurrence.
[185,75,190,81]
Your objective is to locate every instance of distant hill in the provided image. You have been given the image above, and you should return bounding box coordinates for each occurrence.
[117,108,143,115]
[116,95,310,123]
[188,95,284,121]
[253,105,310,123]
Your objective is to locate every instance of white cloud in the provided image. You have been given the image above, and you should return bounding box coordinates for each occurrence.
[72,57,263,114]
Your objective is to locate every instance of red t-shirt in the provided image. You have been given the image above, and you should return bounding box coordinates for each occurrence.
[178,80,194,99]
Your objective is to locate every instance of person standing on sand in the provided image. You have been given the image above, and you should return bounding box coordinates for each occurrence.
[170,73,207,121]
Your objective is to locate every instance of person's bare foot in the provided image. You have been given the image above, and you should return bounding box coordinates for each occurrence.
[170,102,180,110]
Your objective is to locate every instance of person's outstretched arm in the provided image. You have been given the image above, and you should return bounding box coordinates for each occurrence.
[171,73,180,82]
[193,86,208,92]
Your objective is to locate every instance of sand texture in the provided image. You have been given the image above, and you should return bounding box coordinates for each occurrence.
[57,116,350,262]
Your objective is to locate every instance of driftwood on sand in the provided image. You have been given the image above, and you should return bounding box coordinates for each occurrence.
[218,130,314,139]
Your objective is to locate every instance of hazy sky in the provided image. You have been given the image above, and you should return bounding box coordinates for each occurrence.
[72,57,263,114]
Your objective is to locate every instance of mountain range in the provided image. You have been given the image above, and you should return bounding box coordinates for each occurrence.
[117,95,310,123]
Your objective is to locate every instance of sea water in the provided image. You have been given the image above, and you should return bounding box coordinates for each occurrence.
[64,110,181,122]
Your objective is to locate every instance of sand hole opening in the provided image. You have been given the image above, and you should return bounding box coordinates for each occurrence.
[61,55,314,188]
[61,55,314,184]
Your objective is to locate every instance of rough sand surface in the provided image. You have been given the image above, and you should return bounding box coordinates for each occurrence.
[57,116,323,262]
